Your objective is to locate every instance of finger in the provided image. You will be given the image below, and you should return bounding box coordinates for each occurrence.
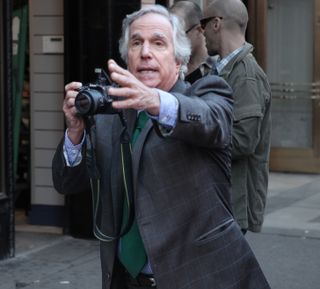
[109,72,133,88]
[112,98,137,110]
[108,86,134,98]
[64,91,79,108]
[65,81,82,92]
[65,89,79,99]
[64,92,77,109]
[108,59,116,67]
[68,106,80,117]
[108,60,131,77]
[63,102,81,119]
[65,96,75,107]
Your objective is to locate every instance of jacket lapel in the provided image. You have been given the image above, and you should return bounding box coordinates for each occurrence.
[123,109,137,137]
[131,119,153,190]
[130,80,188,190]
[110,111,136,232]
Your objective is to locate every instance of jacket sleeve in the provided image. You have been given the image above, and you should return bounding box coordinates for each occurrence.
[157,75,233,149]
[231,76,267,159]
[52,138,91,195]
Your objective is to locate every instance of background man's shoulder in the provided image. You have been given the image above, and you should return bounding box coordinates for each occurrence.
[187,75,233,100]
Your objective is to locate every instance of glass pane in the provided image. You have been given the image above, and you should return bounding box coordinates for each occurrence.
[267,0,313,148]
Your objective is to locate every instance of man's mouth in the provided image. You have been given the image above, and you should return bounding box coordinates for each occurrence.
[137,67,158,74]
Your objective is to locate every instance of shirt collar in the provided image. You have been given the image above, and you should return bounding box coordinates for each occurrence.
[215,45,245,74]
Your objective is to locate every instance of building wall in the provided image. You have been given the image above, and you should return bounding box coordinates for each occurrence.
[29,0,65,225]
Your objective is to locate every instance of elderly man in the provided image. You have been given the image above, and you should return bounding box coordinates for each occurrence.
[52,5,270,289]
[201,0,272,234]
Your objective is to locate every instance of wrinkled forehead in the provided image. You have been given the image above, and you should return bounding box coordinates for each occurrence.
[129,12,173,40]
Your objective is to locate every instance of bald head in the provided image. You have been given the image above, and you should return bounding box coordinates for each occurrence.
[204,0,248,34]
[170,1,203,32]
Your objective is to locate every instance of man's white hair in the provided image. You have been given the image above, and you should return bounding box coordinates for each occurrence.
[119,5,191,79]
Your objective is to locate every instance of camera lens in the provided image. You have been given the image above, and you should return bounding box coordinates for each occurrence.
[75,89,103,115]
[75,92,92,114]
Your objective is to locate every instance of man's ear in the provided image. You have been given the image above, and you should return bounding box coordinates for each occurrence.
[176,62,182,75]
[213,17,222,31]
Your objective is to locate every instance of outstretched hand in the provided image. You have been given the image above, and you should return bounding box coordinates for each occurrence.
[107,59,160,116]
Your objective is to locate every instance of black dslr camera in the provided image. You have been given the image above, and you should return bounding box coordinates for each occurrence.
[74,68,118,116]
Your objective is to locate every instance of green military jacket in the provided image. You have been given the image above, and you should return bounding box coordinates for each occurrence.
[218,42,272,232]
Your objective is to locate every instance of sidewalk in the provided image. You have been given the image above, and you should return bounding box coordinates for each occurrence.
[0,233,102,289]
[246,172,320,289]
[1,172,320,289]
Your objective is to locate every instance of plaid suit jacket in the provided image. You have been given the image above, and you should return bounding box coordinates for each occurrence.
[52,76,270,289]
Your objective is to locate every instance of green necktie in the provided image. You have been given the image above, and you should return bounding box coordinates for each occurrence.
[119,111,148,277]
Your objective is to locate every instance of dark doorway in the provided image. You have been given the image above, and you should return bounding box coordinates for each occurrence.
[0,0,15,260]
[64,0,141,84]
[63,0,140,238]
[12,0,31,227]
[156,0,169,6]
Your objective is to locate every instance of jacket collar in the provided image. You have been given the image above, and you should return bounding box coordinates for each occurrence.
[170,79,189,94]
[219,42,254,78]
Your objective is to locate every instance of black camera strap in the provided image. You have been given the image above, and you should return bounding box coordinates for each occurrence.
[85,113,134,242]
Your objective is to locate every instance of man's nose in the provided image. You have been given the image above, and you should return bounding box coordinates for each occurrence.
[141,43,152,58]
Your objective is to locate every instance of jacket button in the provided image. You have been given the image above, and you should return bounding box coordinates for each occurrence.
[106,272,111,280]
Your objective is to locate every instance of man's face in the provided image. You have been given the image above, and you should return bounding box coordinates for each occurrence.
[127,13,181,91]
[203,22,219,56]
[187,25,207,56]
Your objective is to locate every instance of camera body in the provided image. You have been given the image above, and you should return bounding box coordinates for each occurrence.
[74,68,118,116]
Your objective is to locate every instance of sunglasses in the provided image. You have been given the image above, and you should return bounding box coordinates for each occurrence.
[200,16,223,30]
[186,23,199,34]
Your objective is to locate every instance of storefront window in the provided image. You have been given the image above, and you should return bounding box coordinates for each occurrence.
[267,0,314,148]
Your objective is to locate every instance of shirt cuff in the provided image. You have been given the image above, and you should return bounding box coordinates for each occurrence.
[63,129,86,167]
[147,89,178,128]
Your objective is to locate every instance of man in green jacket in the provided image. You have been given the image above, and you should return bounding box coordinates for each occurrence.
[201,0,272,233]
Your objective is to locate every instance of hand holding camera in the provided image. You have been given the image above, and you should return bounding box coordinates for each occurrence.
[64,81,86,145]
[74,60,160,117]
[64,59,161,142]
[74,68,117,116]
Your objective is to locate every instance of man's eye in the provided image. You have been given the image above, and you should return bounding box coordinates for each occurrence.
[155,41,164,47]
[152,41,166,50]
[131,41,141,47]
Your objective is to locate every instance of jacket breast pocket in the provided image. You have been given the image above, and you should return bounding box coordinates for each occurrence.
[195,219,235,246]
